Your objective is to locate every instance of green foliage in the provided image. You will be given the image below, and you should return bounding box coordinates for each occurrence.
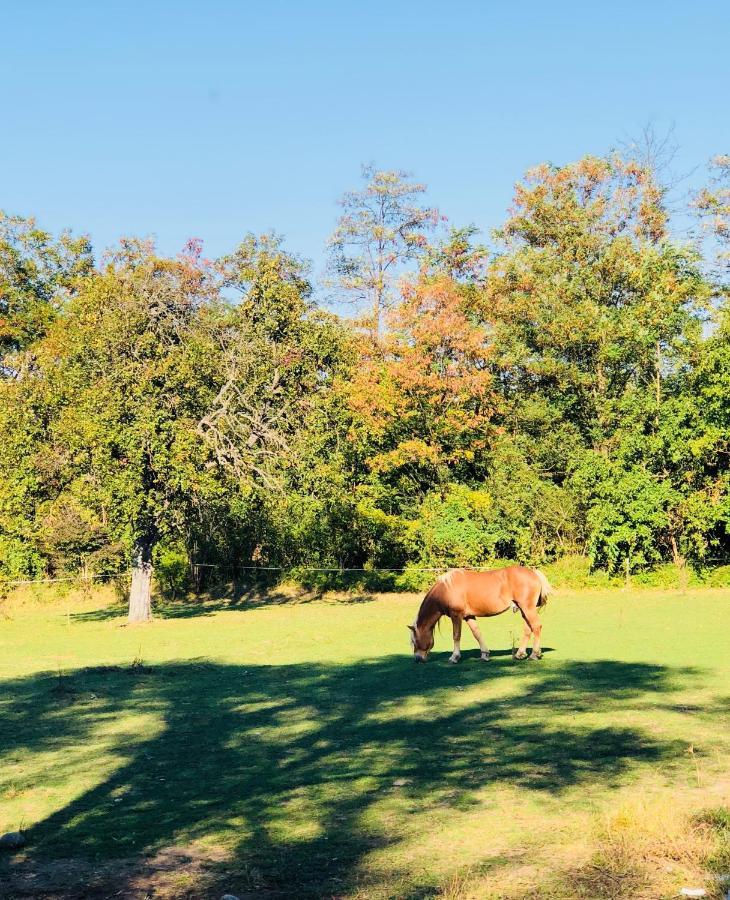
[0,535,43,582]
[695,564,730,588]
[411,484,501,567]
[573,456,673,572]
[630,563,691,588]
[2,151,729,590]
[154,542,191,600]
[541,555,614,589]
[0,211,93,360]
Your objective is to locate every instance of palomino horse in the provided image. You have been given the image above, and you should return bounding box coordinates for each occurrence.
[408,566,554,663]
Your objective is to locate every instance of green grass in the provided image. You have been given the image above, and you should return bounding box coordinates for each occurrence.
[1,585,729,898]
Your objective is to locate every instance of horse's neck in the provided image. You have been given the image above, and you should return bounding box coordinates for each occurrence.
[417,596,442,632]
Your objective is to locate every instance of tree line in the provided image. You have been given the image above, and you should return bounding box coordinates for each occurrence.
[1,150,728,619]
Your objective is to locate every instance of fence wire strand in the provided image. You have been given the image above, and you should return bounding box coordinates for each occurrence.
[1,563,451,588]
[4,558,728,589]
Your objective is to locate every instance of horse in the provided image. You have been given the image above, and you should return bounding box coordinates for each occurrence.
[408,566,554,663]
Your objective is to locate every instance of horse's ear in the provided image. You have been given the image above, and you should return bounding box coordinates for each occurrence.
[407,625,416,633]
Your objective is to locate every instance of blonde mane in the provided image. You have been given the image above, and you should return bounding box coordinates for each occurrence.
[438,568,463,589]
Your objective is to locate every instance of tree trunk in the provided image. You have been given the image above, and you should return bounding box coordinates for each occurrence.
[128,534,154,623]
[669,534,685,569]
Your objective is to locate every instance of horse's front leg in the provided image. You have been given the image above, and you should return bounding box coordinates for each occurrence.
[449,616,462,663]
[466,617,490,660]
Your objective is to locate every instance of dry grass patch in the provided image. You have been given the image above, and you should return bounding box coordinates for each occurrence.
[567,799,730,900]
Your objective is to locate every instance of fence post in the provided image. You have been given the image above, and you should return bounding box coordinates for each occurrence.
[81,557,92,598]
[191,542,201,595]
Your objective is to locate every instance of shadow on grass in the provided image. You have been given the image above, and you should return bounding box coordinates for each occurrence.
[0,655,698,899]
[71,579,384,624]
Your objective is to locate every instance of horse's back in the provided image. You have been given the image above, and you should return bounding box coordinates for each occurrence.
[441,566,541,616]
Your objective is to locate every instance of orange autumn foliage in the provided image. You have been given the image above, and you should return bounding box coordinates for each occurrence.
[345,276,498,477]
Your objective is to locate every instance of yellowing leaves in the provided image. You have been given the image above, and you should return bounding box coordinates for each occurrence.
[368,439,442,475]
[343,275,498,477]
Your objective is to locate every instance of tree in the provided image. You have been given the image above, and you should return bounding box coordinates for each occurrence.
[346,275,497,488]
[424,224,489,282]
[197,234,352,569]
[0,234,349,617]
[2,146,729,591]
[486,154,706,450]
[336,273,501,566]
[202,234,319,487]
[4,239,225,620]
[695,154,730,276]
[482,154,712,572]
[0,211,93,369]
[326,165,438,337]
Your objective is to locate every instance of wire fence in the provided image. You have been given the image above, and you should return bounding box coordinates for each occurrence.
[2,558,729,589]
[193,563,446,572]
[0,572,129,588]
[0,563,457,590]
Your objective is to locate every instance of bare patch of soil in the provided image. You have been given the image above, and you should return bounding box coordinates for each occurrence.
[0,844,270,899]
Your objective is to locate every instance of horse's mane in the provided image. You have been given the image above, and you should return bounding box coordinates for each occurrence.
[437,568,464,589]
[415,581,448,633]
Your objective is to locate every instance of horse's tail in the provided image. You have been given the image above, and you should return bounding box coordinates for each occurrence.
[533,568,555,607]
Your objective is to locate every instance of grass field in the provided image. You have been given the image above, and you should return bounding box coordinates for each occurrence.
[1,584,729,899]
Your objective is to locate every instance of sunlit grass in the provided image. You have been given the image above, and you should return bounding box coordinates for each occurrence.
[1,585,729,897]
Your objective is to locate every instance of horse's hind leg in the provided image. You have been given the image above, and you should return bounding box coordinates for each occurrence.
[513,618,532,660]
[513,607,543,661]
[527,609,543,659]
[465,617,490,660]
[449,617,462,663]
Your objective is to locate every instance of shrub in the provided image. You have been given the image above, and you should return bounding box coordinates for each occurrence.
[698,564,730,588]
[154,543,191,600]
[0,535,43,581]
[542,555,613,589]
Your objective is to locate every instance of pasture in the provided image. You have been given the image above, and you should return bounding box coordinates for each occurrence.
[1,585,729,899]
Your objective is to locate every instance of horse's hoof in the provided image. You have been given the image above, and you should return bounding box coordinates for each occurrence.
[513,650,527,660]
[529,652,542,661]
[480,652,490,661]
[449,655,461,664]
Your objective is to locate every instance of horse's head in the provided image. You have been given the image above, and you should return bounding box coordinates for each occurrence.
[408,622,434,662]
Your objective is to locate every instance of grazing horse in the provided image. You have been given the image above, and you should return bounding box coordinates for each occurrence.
[408,566,554,663]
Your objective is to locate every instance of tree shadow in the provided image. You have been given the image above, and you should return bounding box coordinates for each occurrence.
[0,655,699,898]
[71,581,381,623]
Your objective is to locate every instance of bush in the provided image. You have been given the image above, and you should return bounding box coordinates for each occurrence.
[632,562,690,588]
[0,535,43,581]
[542,555,613,589]
[697,564,730,588]
[154,543,191,600]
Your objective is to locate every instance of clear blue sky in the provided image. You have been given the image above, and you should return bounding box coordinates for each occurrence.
[2,0,728,290]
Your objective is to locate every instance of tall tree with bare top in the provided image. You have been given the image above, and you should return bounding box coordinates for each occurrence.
[326,165,438,338]
[695,154,730,277]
